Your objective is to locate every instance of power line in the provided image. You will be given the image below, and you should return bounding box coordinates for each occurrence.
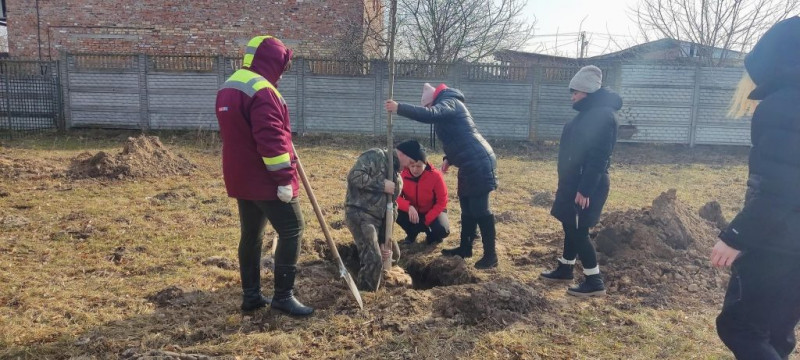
[531,33,581,37]
[547,39,580,50]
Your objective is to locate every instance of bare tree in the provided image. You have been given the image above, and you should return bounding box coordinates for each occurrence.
[632,0,799,65]
[333,0,390,61]
[397,0,535,62]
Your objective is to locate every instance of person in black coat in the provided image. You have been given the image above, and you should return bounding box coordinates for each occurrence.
[385,83,499,269]
[540,65,621,297]
[712,16,800,359]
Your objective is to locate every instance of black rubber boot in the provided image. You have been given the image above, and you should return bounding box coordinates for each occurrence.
[241,290,271,311]
[540,262,575,282]
[271,265,314,316]
[474,215,498,269]
[441,233,473,258]
[442,215,476,258]
[567,274,606,297]
[240,253,270,311]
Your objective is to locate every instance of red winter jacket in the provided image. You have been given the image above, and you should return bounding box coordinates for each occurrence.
[215,36,298,201]
[397,163,448,226]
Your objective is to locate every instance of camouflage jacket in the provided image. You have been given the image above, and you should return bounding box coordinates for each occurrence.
[345,148,402,220]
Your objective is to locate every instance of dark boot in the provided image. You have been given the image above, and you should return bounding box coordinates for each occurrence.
[442,215,476,258]
[271,265,314,316]
[240,255,270,311]
[474,252,497,269]
[474,215,497,269]
[540,262,575,282]
[401,233,418,245]
[567,274,606,297]
[424,233,443,245]
[241,290,271,311]
[441,234,473,258]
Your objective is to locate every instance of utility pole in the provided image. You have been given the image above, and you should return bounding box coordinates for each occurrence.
[579,31,588,59]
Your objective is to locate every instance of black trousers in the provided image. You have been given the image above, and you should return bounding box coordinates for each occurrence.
[237,198,304,291]
[460,192,492,237]
[560,223,598,269]
[396,210,450,241]
[716,251,800,359]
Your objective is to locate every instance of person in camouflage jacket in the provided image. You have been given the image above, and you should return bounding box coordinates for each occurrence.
[345,147,413,291]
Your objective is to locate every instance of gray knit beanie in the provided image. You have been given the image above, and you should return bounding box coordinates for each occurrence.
[569,65,602,93]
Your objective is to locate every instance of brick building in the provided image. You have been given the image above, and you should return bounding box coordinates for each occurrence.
[8,0,383,60]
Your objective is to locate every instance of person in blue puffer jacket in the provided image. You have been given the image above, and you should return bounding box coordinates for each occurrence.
[385,83,499,269]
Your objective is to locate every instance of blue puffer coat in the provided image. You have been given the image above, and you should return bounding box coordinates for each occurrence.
[397,88,498,197]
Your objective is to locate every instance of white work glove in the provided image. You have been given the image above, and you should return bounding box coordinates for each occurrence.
[277,184,293,203]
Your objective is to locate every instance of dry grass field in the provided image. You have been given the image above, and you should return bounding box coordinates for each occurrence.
[0,129,788,359]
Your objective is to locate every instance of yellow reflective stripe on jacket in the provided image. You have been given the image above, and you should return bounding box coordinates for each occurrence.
[221,69,283,100]
[243,35,274,68]
[263,153,291,171]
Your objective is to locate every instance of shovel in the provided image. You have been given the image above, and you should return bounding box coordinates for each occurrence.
[291,144,363,310]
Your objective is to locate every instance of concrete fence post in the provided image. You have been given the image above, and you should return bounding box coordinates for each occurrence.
[137,54,150,131]
[59,51,72,130]
[295,57,306,135]
[689,65,702,147]
[528,66,542,141]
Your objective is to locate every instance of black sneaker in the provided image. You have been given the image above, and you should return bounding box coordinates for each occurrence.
[441,246,472,258]
[401,234,417,245]
[474,253,498,269]
[425,235,443,245]
[540,262,574,282]
[567,274,606,297]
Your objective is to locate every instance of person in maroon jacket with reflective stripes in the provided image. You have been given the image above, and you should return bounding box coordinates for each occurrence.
[395,140,450,245]
[215,35,312,316]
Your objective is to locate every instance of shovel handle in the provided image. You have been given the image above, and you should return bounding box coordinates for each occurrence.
[291,144,345,267]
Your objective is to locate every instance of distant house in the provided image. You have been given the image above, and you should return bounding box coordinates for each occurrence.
[590,38,746,63]
[495,38,746,67]
[493,49,582,67]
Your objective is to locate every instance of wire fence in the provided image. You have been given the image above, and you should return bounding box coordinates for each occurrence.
[0,60,62,138]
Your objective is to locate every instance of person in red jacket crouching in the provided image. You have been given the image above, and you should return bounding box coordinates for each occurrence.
[395,140,451,246]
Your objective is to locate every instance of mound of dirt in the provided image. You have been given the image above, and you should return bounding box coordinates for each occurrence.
[294,262,351,310]
[495,211,522,224]
[68,135,194,179]
[593,189,728,306]
[699,200,728,229]
[531,190,555,208]
[433,277,548,327]
[405,256,479,289]
[201,256,237,270]
[0,155,63,179]
[147,286,185,307]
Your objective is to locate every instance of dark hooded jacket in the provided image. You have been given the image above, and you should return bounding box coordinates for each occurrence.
[396,88,498,197]
[719,16,800,255]
[551,87,622,228]
[215,37,296,201]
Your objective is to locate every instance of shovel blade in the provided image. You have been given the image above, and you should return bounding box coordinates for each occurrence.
[340,267,364,310]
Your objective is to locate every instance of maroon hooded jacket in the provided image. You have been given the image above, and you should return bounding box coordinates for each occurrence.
[215,36,297,201]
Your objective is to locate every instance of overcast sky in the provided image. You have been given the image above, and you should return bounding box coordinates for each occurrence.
[524,0,643,57]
